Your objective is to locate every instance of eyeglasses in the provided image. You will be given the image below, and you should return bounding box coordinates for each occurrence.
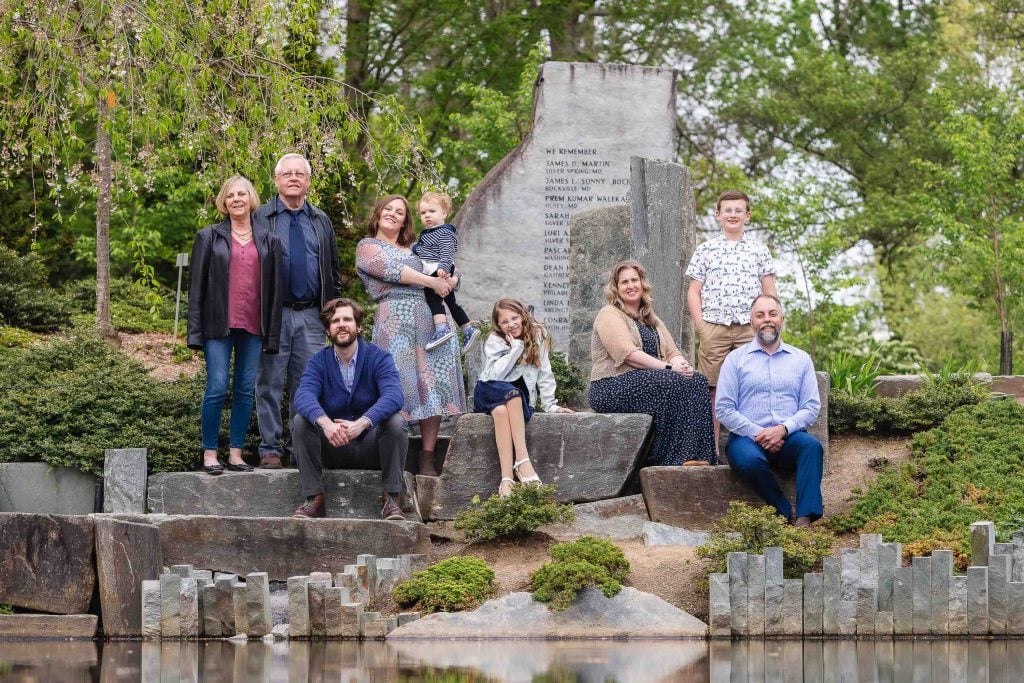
[277,171,308,179]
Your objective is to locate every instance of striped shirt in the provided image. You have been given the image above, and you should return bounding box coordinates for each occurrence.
[412,223,458,275]
[714,338,820,438]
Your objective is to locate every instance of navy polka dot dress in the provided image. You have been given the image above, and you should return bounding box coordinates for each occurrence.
[588,320,718,466]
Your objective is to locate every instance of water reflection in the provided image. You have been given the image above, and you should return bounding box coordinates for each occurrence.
[3,639,1024,682]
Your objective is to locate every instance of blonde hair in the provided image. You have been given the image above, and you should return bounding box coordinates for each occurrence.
[214,175,261,216]
[490,298,551,367]
[418,191,452,216]
[604,260,657,327]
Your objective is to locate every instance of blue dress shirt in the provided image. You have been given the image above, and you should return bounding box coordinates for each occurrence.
[274,197,320,303]
[715,338,820,438]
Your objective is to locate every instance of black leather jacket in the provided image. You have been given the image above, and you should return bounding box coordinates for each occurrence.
[253,197,342,307]
[186,217,283,352]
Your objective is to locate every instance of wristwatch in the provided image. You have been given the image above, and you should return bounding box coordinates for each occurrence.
[782,424,789,436]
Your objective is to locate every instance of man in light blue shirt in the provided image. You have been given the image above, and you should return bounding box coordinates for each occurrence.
[715,294,823,525]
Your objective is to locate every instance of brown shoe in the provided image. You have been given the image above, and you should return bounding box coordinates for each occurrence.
[382,493,405,521]
[293,494,326,518]
[259,453,282,469]
[418,450,439,477]
[793,516,812,527]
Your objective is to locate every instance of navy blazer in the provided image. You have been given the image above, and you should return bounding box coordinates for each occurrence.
[293,338,405,430]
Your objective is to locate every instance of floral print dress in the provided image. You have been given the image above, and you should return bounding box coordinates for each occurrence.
[356,238,466,421]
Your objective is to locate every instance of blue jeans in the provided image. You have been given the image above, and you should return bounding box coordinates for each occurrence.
[726,430,824,520]
[255,307,325,457]
[201,330,263,449]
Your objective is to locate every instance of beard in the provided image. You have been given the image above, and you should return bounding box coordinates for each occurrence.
[756,324,780,346]
[331,331,357,348]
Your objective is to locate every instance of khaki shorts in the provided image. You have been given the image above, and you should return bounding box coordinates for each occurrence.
[697,322,753,387]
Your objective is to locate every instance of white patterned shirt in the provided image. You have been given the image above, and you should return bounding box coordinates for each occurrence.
[685,234,775,325]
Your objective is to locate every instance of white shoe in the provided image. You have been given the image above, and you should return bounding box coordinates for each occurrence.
[513,458,541,485]
[498,477,515,497]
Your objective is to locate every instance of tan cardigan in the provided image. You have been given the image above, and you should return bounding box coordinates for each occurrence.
[590,305,683,380]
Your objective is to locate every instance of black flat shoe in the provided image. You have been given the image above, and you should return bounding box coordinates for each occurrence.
[225,461,254,472]
[203,462,224,475]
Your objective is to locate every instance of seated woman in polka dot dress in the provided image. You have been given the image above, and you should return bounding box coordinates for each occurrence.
[474,297,574,497]
[587,260,717,467]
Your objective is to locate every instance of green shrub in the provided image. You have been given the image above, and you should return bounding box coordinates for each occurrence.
[829,375,988,435]
[830,399,1024,554]
[827,350,881,396]
[0,326,39,349]
[453,483,575,541]
[697,502,835,581]
[0,333,204,475]
[64,277,179,333]
[530,536,630,610]
[0,246,69,332]
[393,556,495,613]
[549,348,586,407]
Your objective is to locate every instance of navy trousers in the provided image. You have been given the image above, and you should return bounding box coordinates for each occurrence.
[726,430,824,520]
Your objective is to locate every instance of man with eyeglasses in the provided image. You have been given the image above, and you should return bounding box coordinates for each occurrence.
[254,153,342,469]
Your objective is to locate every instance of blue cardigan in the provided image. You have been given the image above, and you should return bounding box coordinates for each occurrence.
[293,338,405,430]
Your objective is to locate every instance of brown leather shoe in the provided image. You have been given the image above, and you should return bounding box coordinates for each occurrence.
[259,453,282,469]
[293,494,326,518]
[381,493,405,521]
[418,450,439,477]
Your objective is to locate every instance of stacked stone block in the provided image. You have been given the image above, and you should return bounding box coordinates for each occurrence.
[708,521,1024,638]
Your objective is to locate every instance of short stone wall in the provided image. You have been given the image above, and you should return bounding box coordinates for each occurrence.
[142,555,427,641]
[709,521,1024,638]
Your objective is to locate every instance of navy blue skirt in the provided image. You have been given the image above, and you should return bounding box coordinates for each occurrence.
[473,378,535,421]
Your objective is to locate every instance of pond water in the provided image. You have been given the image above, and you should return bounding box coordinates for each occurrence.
[1,639,1022,681]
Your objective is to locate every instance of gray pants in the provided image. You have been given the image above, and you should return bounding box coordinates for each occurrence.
[256,307,325,457]
[291,413,409,498]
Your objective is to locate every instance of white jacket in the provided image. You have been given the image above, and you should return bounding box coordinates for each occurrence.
[478,333,561,413]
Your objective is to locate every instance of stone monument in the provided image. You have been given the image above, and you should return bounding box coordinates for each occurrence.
[454,62,677,347]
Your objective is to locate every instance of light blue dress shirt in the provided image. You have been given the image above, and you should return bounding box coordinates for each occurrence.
[334,341,358,392]
[715,338,820,439]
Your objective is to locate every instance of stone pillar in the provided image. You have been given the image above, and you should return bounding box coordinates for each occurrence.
[822,557,840,635]
[201,574,236,637]
[375,558,401,596]
[877,542,901,612]
[287,576,311,638]
[1012,532,1024,582]
[949,575,969,634]
[141,580,161,639]
[727,552,748,636]
[341,565,369,603]
[967,565,989,635]
[763,547,784,635]
[803,573,823,636]
[323,587,346,638]
[911,556,931,635]
[357,556,378,601]
[629,156,695,360]
[231,582,248,636]
[971,521,995,567]
[1007,582,1024,635]
[169,565,195,578]
[856,585,876,636]
[180,578,200,638]
[781,579,803,636]
[708,573,731,637]
[838,549,858,636]
[102,448,148,513]
[307,574,332,638]
[244,573,272,637]
[893,566,913,635]
[746,554,766,636]
[159,573,182,637]
[930,550,952,635]
[989,553,1011,635]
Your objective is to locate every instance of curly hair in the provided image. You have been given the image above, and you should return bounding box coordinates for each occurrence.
[366,194,415,246]
[604,260,657,327]
[490,297,551,367]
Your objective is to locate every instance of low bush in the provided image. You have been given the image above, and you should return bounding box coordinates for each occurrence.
[549,349,586,407]
[63,277,180,334]
[0,333,204,475]
[393,556,495,613]
[453,483,575,541]
[0,246,68,332]
[696,502,835,582]
[829,375,988,435]
[530,536,630,611]
[0,326,39,349]
[829,399,1024,556]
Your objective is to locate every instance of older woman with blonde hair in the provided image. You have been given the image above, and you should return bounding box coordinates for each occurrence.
[187,175,282,474]
[588,259,716,467]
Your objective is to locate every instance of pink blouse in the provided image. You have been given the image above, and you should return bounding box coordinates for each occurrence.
[228,238,261,336]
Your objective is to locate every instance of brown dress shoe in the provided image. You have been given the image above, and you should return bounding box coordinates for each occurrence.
[418,450,439,477]
[293,494,326,518]
[259,453,282,469]
[381,493,405,521]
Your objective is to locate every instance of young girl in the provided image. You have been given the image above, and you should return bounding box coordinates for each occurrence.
[474,298,574,497]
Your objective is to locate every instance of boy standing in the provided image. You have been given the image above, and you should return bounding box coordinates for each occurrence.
[686,190,777,445]
[413,192,480,353]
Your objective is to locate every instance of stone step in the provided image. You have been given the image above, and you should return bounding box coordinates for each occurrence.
[0,614,98,638]
[640,466,796,530]
[147,470,419,519]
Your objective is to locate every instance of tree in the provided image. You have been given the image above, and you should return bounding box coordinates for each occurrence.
[0,0,438,339]
[915,93,1024,374]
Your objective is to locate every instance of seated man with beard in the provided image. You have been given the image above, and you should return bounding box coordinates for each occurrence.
[290,298,408,520]
[714,294,824,526]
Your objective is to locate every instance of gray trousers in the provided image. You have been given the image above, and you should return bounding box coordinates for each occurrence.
[256,307,325,457]
[291,412,409,498]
